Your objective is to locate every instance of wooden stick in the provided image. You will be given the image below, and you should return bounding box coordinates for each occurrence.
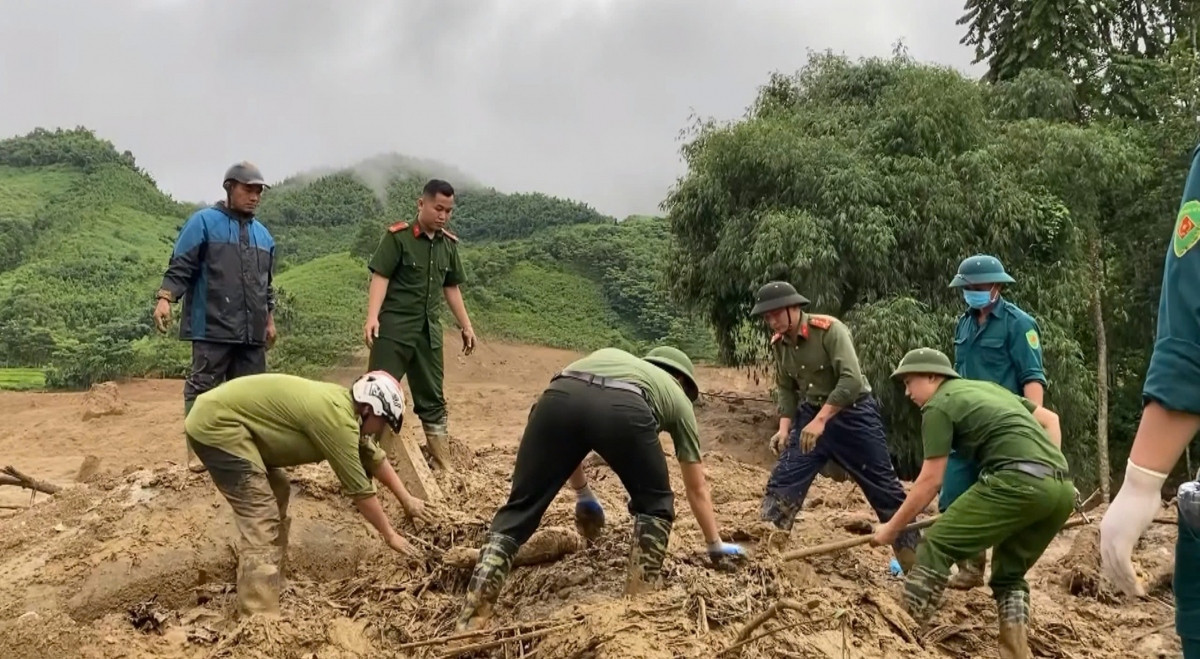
[0,466,60,495]
[780,518,939,561]
[436,622,575,658]
[394,618,573,651]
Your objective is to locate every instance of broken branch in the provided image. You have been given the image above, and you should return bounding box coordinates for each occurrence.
[441,527,584,569]
[1,466,60,495]
[436,621,576,658]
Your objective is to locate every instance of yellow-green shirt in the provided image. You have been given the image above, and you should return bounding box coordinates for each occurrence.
[185,373,387,499]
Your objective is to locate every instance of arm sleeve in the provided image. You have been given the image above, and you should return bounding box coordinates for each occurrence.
[1009,316,1047,386]
[159,212,207,301]
[358,436,387,475]
[310,419,378,500]
[267,244,277,312]
[367,232,401,278]
[823,322,869,407]
[444,242,465,287]
[921,407,955,459]
[1017,396,1038,413]
[666,395,703,464]
[774,351,798,417]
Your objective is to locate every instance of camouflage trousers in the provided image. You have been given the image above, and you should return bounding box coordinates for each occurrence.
[903,468,1074,625]
[189,440,292,617]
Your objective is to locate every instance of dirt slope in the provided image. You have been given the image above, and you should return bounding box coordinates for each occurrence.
[0,336,1184,658]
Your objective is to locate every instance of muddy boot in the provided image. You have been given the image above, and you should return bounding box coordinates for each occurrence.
[422,420,453,472]
[759,493,801,531]
[624,514,672,596]
[997,590,1031,659]
[455,533,519,632]
[275,516,292,585]
[236,547,283,618]
[820,461,850,483]
[183,402,207,474]
[948,552,986,590]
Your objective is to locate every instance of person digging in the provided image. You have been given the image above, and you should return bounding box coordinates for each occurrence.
[874,348,1074,659]
[453,346,747,631]
[186,370,431,617]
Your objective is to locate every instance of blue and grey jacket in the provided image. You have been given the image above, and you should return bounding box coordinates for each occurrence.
[158,202,276,345]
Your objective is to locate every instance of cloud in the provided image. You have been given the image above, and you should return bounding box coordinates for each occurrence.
[0,0,981,217]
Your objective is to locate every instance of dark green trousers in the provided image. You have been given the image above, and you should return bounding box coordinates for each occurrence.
[368,334,445,425]
[904,469,1075,624]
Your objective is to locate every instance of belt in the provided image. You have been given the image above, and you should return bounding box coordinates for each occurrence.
[995,461,1068,480]
[554,370,645,397]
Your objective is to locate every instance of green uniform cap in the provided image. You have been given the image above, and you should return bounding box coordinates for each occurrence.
[949,254,1015,288]
[891,347,961,380]
[750,281,810,316]
[643,346,700,402]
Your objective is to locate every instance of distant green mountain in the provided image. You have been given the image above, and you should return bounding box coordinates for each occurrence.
[0,126,714,390]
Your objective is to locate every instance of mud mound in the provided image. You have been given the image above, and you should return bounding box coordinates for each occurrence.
[81,382,127,421]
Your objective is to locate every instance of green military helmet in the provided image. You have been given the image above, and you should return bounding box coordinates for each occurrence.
[890,347,961,380]
[223,161,270,189]
[949,254,1015,288]
[750,281,810,316]
[643,346,700,402]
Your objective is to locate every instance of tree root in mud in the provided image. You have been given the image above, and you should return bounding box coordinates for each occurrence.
[441,526,585,569]
[0,465,61,495]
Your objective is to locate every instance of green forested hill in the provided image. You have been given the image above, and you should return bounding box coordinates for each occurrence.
[0,127,714,388]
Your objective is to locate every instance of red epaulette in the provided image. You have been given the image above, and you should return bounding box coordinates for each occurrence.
[388,221,410,233]
[441,228,459,243]
[808,314,835,330]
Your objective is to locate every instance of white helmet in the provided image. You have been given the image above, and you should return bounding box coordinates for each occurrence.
[351,370,406,432]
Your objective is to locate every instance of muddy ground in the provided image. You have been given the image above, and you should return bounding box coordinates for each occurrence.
[0,337,1185,658]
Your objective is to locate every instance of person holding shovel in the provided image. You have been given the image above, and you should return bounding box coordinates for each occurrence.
[186,370,430,617]
[453,345,746,632]
[876,347,1074,659]
[1100,142,1200,658]
[750,280,919,573]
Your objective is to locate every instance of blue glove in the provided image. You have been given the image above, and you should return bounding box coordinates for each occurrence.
[707,541,747,568]
[574,498,605,541]
[889,557,903,576]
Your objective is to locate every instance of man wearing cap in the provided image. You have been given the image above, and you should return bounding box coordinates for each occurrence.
[364,178,475,474]
[453,345,747,631]
[750,281,919,572]
[155,162,278,473]
[1100,143,1200,657]
[944,255,1047,589]
[876,347,1073,658]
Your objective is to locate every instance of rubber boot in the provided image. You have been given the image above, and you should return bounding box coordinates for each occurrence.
[996,590,1031,659]
[948,551,986,590]
[455,533,519,632]
[275,516,291,586]
[625,514,672,595]
[236,547,283,618]
[183,400,207,473]
[422,420,453,472]
[820,461,850,483]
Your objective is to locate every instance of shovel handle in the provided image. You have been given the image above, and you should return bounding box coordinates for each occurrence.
[779,516,940,562]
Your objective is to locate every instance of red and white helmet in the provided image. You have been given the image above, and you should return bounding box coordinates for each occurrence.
[351,370,406,432]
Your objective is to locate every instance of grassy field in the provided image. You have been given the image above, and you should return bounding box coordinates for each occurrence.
[0,367,46,391]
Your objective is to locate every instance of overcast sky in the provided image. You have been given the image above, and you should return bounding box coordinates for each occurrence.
[1,0,983,218]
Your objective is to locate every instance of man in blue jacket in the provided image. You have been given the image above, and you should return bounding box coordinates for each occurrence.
[154,162,278,472]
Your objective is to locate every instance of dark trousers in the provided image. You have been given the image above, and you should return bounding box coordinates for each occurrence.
[490,376,674,545]
[183,340,267,406]
[762,395,920,551]
[368,334,446,425]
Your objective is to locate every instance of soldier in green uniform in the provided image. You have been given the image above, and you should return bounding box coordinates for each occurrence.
[750,281,920,572]
[944,255,1047,590]
[453,346,746,631]
[364,179,477,473]
[1101,143,1200,658]
[877,348,1073,659]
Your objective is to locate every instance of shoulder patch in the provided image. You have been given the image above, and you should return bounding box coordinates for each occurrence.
[388,221,410,233]
[1173,200,1200,258]
[808,314,834,330]
[1025,328,1040,350]
[441,228,459,243]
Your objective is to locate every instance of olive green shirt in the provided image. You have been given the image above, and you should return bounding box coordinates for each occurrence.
[772,313,871,416]
[564,347,703,463]
[920,378,1069,474]
[368,220,466,349]
[185,373,387,500]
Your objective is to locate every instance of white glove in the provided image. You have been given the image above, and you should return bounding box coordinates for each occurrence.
[1099,460,1167,597]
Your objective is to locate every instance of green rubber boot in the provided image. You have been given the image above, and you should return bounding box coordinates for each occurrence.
[625,514,672,595]
[455,533,519,631]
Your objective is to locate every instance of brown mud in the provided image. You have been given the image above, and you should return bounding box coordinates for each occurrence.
[0,336,1185,658]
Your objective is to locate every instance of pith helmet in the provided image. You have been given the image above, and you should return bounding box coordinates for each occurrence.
[223,161,269,189]
[750,281,810,316]
[949,254,1015,288]
[891,348,960,380]
[643,346,699,402]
